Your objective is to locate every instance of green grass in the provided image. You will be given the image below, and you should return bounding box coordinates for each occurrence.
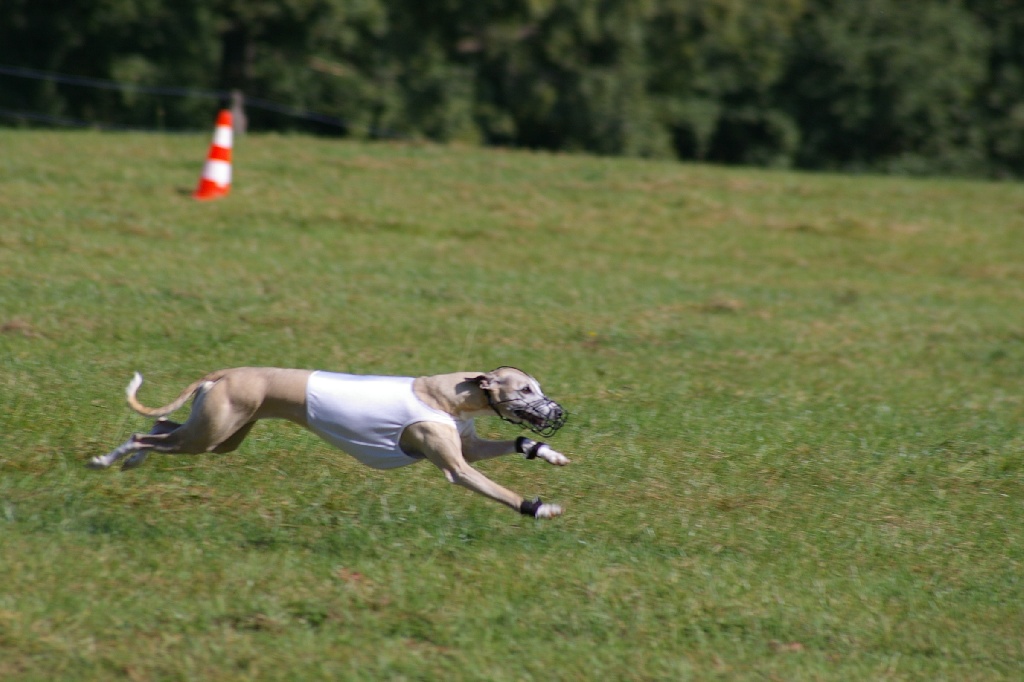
[1,130,1023,680]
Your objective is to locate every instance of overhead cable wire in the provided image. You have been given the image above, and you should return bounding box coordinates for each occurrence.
[0,63,358,132]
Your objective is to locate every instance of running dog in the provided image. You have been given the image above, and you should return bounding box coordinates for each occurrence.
[89,366,570,518]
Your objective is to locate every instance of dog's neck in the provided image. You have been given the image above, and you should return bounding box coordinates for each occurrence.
[413,372,493,420]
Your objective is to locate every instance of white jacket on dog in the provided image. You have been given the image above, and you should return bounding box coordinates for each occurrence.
[305,371,472,469]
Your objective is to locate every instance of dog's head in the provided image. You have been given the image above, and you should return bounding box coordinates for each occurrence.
[473,366,567,437]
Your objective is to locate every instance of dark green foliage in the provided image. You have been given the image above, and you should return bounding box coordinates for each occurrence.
[1,0,1022,176]
[784,0,991,175]
[965,0,1024,176]
[646,0,806,165]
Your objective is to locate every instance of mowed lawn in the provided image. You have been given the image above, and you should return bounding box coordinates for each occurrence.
[1,130,1022,680]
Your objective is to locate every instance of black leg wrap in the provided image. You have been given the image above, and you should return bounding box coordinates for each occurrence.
[516,436,543,459]
[519,497,543,517]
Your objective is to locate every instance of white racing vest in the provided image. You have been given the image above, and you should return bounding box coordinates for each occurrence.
[305,371,469,469]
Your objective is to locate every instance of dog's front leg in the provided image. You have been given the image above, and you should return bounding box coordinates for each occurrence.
[404,423,563,519]
[459,423,570,466]
[512,436,571,466]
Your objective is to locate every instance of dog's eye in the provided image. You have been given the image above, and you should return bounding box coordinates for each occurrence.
[522,386,533,395]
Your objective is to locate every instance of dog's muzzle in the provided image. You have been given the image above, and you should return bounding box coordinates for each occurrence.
[488,395,568,437]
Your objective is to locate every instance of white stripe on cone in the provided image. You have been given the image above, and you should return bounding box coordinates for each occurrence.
[202,159,232,186]
[213,126,232,148]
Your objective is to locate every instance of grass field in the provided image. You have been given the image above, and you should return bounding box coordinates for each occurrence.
[1,129,1022,680]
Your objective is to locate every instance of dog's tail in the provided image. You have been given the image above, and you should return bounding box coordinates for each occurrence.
[125,370,230,417]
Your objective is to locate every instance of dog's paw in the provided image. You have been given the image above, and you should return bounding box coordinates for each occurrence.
[536,444,570,466]
[86,456,112,469]
[520,497,564,519]
[535,503,563,519]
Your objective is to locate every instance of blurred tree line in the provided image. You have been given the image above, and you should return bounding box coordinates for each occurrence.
[2,0,1022,177]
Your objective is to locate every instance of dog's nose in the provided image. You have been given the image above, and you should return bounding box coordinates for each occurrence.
[547,402,566,424]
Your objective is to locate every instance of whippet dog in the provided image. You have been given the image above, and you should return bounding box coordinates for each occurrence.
[90,366,570,518]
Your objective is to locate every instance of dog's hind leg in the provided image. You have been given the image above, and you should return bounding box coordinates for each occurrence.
[121,378,260,458]
[88,436,146,469]
[91,374,264,470]
[150,418,181,435]
[120,447,152,470]
[210,421,256,454]
[87,419,184,470]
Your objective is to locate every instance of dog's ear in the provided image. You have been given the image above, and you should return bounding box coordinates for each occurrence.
[473,374,494,390]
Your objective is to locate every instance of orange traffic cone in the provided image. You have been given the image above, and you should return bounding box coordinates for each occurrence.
[193,110,233,200]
